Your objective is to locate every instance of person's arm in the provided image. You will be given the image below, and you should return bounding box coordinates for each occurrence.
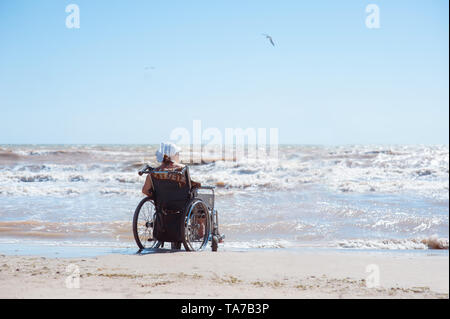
[142,174,153,197]
[191,180,201,188]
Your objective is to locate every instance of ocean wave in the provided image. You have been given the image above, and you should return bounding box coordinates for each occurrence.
[0,220,134,241]
[0,217,448,251]
[27,150,90,157]
[223,239,294,249]
[18,174,55,182]
[335,236,449,250]
[0,144,448,200]
[368,215,447,234]
[0,150,21,161]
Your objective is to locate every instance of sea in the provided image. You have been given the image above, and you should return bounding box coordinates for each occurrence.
[0,144,448,256]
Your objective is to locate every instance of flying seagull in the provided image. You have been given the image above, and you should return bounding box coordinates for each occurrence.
[262,34,275,47]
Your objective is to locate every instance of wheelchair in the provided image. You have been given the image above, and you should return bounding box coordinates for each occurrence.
[133,164,224,251]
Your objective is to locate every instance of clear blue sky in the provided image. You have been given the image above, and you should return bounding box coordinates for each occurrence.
[0,0,448,144]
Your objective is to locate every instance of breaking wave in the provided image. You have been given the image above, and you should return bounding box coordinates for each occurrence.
[336,236,449,250]
[0,144,448,199]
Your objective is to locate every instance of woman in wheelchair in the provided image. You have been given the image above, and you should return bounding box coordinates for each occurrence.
[141,143,200,198]
[141,143,205,237]
[133,142,221,251]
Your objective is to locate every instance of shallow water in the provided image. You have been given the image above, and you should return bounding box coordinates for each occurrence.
[0,144,448,252]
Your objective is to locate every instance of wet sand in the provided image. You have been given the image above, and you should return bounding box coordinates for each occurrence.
[0,250,448,299]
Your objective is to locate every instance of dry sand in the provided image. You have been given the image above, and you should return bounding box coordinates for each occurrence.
[0,250,448,299]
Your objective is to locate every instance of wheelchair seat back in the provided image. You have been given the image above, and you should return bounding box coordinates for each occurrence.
[150,167,194,243]
[150,167,192,212]
[151,178,190,212]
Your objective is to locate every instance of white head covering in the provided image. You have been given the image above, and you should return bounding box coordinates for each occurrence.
[155,142,181,163]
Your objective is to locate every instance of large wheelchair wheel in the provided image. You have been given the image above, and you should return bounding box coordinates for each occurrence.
[132,197,161,250]
[183,199,210,251]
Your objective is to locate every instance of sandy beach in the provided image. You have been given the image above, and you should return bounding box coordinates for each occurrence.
[0,250,448,299]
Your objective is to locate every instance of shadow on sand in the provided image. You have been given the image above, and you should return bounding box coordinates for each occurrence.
[135,247,186,255]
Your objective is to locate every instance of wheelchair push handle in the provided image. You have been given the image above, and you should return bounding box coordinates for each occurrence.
[138,164,154,176]
[198,186,215,190]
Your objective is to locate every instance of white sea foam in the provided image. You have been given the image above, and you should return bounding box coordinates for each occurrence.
[222,239,294,249]
[0,144,448,199]
[335,236,449,250]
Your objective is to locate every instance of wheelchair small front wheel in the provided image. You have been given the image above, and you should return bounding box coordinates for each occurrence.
[132,197,161,249]
[183,199,210,251]
[211,235,218,252]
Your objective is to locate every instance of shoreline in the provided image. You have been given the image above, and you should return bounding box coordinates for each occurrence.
[0,241,448,259]
[0,249,448,299]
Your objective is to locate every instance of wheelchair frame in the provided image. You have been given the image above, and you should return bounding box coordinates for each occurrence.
[133,164,223,252]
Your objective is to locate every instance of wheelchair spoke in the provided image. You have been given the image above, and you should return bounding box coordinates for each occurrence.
[184,200,210,251]
[133,198,158,249]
